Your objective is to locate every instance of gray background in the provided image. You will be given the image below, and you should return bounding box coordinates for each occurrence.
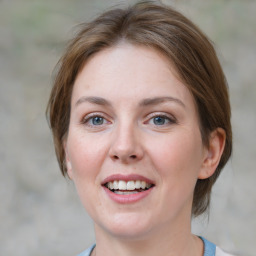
[0,0,255,255]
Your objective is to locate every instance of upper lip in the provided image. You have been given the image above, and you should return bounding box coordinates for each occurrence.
[101,174,155,185]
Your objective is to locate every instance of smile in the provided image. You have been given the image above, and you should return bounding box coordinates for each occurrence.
[102,174,155,203]
[104,180,154,195]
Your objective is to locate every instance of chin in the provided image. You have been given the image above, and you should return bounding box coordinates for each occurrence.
[96,212,154,240]
[107,226,152,241]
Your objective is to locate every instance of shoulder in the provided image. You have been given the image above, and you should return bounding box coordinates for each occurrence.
[76,244,95,256]
[200,236,235,256]
[216,246,236,256]
[76,241,236,256]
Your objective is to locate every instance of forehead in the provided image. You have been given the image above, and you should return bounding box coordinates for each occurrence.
[71,43,194,108]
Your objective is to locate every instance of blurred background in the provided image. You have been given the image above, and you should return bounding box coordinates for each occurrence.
[0,0,255,255]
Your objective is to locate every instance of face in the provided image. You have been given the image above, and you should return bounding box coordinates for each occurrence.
[65,43,209,240]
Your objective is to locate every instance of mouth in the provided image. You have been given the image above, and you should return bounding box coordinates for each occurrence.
[104,180,154,195]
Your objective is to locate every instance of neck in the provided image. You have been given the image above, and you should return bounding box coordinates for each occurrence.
[93,218,203,256]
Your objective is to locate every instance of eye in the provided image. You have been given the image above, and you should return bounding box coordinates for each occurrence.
[90,116,104,125]
[152,116,168,125]
[82,114,109,127]
[147,113,176,126]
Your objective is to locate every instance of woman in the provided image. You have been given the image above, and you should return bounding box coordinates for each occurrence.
[47,1,234,255]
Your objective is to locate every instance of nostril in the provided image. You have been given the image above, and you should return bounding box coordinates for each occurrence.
[111,154,139,161]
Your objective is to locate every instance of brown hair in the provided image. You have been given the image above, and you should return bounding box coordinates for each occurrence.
[47,1,232,216]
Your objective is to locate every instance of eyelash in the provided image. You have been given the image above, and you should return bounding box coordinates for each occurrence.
[81,112,177,128]
[81,113,109,127]
[146,113,177,126]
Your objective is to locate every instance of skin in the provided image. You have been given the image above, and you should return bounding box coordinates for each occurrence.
[64,43,225,256]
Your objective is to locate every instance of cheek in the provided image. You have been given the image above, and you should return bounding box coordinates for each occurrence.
[66,132,107,213]
[67,131,108,179]
[148,130,203,179]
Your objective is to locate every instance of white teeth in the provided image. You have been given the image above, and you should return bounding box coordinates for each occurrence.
[141,181,146,189]
[135,180,141,189]
[127,181,135,190]
[113,180,119,190]
[119,180,127,190]
[108,181,114,190]
[114,191,139,195]
[106,180,152,191]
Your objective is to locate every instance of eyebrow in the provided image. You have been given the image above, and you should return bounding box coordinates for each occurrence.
[139,96,185,108]
[75,96,112,107]
[75,96,185,108]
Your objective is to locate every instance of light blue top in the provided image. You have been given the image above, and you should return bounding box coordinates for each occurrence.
[77,237,216,256]
[200,236,216,256]
[77,244,95,256]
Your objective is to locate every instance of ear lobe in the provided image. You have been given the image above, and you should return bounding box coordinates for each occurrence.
[198,128,226,179]
[63,142,73,180]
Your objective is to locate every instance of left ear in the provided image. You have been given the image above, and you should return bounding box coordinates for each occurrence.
[198,128,226,179]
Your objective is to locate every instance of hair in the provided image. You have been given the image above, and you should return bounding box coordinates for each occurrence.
[46,0,232,217]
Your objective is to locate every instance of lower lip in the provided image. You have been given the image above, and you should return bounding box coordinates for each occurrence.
[102,186,154,204]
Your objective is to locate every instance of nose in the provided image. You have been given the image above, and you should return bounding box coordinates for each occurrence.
[109,123,144,163]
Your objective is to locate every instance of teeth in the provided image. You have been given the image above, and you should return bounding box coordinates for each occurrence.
[113,180,119,190]
[119,180,127,190]
[108,181,114,190]
[135,180,141,189]
[127,181,135,190]
[114,191,139,195]
[105,180,152,191]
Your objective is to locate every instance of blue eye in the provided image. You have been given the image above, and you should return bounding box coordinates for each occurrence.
[91,116,104,125]
[153,116,167,125]
[82,114,108,127]
[148,114,176,126]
